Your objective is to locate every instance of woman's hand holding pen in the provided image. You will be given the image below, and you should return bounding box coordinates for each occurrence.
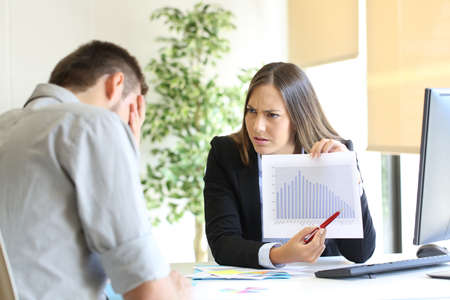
[265,139,342,265]
[269,226,326,265]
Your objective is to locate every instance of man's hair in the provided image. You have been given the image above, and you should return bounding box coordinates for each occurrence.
[49,40,148,96]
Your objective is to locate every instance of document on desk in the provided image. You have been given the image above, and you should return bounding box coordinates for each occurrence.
[262,152,363,241]
[189,265,312,280]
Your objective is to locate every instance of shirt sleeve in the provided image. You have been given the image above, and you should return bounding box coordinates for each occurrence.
[60,111,170,294]
[258,243,285,269]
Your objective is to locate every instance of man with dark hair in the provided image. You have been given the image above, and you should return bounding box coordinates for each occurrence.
[49,40,148,97]
[0,41,191,300]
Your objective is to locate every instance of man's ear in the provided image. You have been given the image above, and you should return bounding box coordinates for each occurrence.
[105,72,125,106]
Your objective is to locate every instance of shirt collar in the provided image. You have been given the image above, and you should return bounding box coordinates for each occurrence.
[257,153,262,177]
[24,83,80,107]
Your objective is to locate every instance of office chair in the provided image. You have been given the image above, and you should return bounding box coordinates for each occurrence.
[0,229,18,300]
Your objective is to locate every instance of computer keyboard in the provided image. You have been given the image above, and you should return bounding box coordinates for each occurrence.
[315,254,450,278]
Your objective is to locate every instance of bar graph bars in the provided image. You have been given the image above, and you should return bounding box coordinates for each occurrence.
[275,168,355,220]
[262,153,364,239]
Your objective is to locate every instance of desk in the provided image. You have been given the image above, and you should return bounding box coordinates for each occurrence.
[171,256,450,300]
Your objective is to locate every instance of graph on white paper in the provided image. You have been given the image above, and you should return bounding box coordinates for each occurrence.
[262,152,363,240]
[274,167,355,220]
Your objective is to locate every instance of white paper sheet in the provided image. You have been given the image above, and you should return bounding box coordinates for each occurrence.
[262,152,363,240]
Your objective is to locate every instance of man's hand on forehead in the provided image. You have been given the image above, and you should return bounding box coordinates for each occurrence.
[128,95,146,147]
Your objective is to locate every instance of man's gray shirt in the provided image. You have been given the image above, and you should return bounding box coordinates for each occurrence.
[0,84,169,299]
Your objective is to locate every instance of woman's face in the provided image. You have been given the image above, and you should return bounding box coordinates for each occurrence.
[245,84,296,155]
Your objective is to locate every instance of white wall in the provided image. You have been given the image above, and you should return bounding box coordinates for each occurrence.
[0,0,287,112]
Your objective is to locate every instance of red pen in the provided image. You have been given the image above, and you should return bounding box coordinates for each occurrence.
[303,210,341,244]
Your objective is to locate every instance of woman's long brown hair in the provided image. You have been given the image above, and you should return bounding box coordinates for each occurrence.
[230,62,343,165]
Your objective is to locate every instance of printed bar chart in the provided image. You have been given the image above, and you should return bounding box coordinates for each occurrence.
[275,169,355,220]
[262,152,363,240]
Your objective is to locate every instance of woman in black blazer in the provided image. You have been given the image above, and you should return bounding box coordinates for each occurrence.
[203,62,376,269]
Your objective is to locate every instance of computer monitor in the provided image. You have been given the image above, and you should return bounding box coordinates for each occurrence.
[414,88,450,246]
[313,88,450,279]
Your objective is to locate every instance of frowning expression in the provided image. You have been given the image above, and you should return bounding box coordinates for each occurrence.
[245,84,296,155]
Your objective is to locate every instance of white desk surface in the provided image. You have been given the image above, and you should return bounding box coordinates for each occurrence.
[171,255,450,300]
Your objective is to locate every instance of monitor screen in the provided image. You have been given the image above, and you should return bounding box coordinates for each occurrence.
[414,88,450,245]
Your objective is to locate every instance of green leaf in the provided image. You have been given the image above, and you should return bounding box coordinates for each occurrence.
[143,1,253,227]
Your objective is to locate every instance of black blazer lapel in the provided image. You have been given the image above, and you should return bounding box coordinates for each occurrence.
[237,151,262,241]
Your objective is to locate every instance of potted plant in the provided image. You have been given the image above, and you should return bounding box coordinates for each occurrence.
[142,2,251,261]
